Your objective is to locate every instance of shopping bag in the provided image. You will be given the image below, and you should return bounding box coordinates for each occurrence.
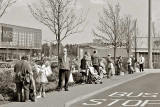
[68,72,74,83]
[45,66,52,77]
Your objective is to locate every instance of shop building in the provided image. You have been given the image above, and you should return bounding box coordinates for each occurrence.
[0,23,42,61]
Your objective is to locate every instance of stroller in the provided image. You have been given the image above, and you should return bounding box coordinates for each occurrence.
[86,67,103,84]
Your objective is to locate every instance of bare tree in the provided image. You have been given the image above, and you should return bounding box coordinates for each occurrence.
[93,3,125,61]
[28,0,86,66]
[122,16,136,58]
[0,0,15,18]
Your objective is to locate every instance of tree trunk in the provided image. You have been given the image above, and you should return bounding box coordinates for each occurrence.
[114,46,117,62]
[128,33,131,58]
[57,34,60,71]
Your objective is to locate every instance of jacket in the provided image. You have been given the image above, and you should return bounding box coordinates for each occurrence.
[91,54,99,66]
[59,55,71,70]
[14,60,32,83]
[80,58,87,70]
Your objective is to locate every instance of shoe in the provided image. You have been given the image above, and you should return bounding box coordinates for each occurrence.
[42,92,46,98]
[24,100,30,102]
[36,95,41,99]
[65,88,69,91]
[81,82,85,85]
[56,88,62,91]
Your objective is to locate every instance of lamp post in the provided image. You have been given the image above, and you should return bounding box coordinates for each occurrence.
[148,0,153,68]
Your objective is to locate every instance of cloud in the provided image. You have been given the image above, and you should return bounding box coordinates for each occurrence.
[90,0,105,4]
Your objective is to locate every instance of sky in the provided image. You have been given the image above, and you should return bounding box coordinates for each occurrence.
[0,0,160,45]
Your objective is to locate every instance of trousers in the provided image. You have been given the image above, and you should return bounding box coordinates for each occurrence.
[16,82,30,102]
[58,69,70,89]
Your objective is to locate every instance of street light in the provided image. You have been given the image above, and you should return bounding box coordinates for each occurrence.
[148,0,153,68]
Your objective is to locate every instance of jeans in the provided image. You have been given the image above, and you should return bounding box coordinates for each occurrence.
[128,65,133,74]
[107,68,112,78]
[16,82,23,102]
[139,64,144,72]
[16,82,30,102]
[23,82,30,101]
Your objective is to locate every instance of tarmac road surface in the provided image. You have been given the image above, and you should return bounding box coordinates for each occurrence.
[71,73,160,107]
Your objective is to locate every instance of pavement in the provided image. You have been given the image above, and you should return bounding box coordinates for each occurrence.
[2,69,159,107]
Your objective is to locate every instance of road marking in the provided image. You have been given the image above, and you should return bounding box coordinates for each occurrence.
[107,99,124,106]
[65,73,148,107]
[108,92,159,98]
[82,99,107,106]
[140,100,160,106]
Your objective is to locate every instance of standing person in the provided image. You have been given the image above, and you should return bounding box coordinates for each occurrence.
[116,56,122,75]
[85,52,92,67]
[14,55,35,102]
[42,60,52,77]
[139,54,145,72]
[37,63,48,98]
[91,50,100,75]
[106,54,113,78]
[131,56,136,73]
[80,55,87,84]
[56,48,71,91]
[127,55,134,74]
[99,58,107,75]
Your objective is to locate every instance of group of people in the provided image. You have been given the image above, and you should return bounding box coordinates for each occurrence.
[79,50,117,84]
[56,48,106,91]
[14,56,52,102]
[127,54,145,74]
[13,47,145,102]
[80,50,104,84]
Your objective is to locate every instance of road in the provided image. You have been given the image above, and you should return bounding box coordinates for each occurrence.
[71,73,160,107]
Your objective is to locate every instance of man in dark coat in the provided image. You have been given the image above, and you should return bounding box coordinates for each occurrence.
[57,48,71,91]
[14,56,35,102]
[91,50,100,75]
[80,55,87,83]
[106,54,112,78]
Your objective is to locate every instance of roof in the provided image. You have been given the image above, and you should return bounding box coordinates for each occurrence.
[0,23,41,31]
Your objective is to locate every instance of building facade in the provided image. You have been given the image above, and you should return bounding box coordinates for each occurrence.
[132,37,160,68]
[0,23,42,61]
[78,43,128,60]
[80,36,160,69]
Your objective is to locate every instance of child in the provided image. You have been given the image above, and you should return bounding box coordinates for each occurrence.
[37,65,48,98]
